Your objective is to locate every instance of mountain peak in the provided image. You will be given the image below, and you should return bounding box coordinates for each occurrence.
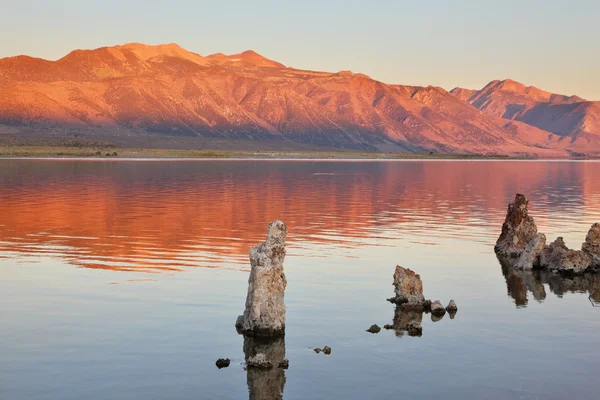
[115,42,208,65]
[206,49,285,68]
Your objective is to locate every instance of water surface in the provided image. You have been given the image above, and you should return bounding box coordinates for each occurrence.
[1,159,600,399]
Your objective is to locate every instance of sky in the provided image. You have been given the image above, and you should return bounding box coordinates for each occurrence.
[0,0,598,99]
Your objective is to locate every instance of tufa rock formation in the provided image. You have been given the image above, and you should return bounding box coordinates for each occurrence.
[366,324,381,334]
[495,194,600,274]
[388,265,426,310]
[495,194,538,260]
[237,220,287,338]
[385,266,457,337]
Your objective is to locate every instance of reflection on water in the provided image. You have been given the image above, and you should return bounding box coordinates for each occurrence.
[2,160,600,275]
[2,160,600,400]
[502,263,600,307]
[243,336,286,400]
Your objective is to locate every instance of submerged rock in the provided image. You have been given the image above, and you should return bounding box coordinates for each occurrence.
[430,300,446,317]
[366,324,381,334]
[313,348,322,354]
[390,265,426,310]
[495,194,538,260]
[446,300,458,313]
[515,233,546,270]
[215,358,231,369]
[237,220,287,338]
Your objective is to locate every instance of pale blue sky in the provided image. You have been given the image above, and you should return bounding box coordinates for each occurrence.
[1,0,598,99]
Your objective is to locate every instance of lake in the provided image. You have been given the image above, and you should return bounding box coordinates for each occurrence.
[1,159,600,400]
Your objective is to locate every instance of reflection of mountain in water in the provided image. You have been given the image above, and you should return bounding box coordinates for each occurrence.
[243,336,286,400]
[1,160,600,273]
[501,263,600,307]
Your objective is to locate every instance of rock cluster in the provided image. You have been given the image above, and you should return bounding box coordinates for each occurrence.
[495,195,600,274]
[384,266,457,336]
[236,220,288,338]
[387,266,457,315]
[312,346,332,355]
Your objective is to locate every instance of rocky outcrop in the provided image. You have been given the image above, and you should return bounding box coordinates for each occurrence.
[496,195,600,274]
[495,194,538,260]
[389,266,426,310]
[584,223,600,269]
[540,237,593,274]
[515,233,546,270]
[384,266,457,336]
[237,220,287,338]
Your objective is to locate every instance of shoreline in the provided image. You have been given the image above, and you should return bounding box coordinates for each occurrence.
[0,145,565,160]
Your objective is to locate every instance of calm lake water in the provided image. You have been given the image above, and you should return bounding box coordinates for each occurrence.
[1,159,600,400]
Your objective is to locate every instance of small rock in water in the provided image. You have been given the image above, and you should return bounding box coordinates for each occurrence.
[446,300,458,312]
[313,348,322,354]
[247,353,273,370]
[278,359,289,369]
[323,346,332,355]
[215,358,231,369]
[430,300,446,317]
[383,324,394,330]
[366,324,381,333]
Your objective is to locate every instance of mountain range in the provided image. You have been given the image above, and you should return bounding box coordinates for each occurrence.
[1,43,599,156]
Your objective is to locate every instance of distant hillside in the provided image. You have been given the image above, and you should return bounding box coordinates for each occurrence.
[451,79,600,153]
[1,43,598,156]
